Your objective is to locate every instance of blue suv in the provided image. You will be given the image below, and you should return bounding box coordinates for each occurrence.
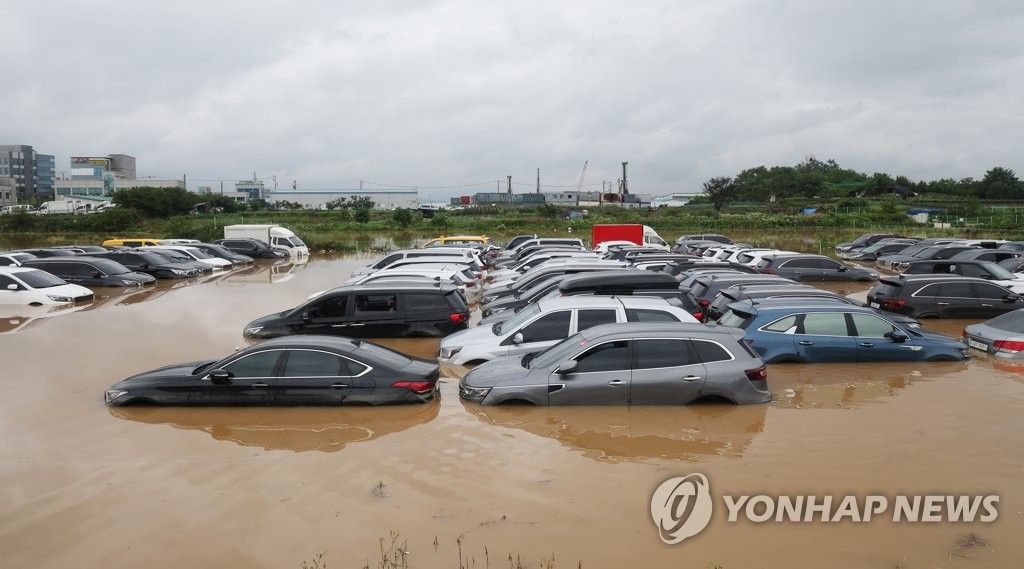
[717,300,969,363]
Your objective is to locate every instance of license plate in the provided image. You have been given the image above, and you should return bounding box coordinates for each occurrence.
[869,302,880,308]
[968,339,988,351]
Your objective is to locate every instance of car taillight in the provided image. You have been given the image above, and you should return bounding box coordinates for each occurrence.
[994,340,1024,353]
[758,268,774,274]
[744,365,768,382]
[698,299,710,308]
[465,282,475,288]
[449,312,469,323]
[474,272,483,279]
[879,299,906,308]
[692,312,704,321]
[392,381,435,394]
[961,330,967,338]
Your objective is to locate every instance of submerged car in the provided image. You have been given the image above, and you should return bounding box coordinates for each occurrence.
[244,282,470,339]
[104,335,439,406]
[21,257,156,287]
[718,301,968,363]
[963,309,1024,358]
[458,322,770,406]
[0,266,94,305]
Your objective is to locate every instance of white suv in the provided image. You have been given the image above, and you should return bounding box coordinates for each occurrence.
[0,266,94,305]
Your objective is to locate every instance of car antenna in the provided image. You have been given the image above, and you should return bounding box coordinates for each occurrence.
[352,338,362,346]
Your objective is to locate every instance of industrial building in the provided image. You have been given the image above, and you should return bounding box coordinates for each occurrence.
[54,154,183,199]
[0,145,55,201]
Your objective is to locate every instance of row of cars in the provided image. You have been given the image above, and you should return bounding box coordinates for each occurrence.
[101,231,1024,409]
[0,238,288,306]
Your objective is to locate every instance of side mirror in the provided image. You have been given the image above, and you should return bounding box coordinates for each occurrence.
[1005,294,1022,303]
[301,312,312,323]
[886,330,909,343]
[838,266,849,272]
[93,271,103,278]
[556,360,578,374]
[5,284,16,291]
[512,332,525,345]
[208,370,233,385]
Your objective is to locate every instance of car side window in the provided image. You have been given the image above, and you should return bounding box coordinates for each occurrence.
[850,313,896,338]
[574,340,631,373]
[576,309,617,332]
[354,294,397,313]
[635,339,694,369]
[974,283,1011,300]
[782,258,813,269]
[799,313,850,336]
[406,293,449,311]
[937,282,974,298]
[762,315,798,333]
[281,350,356,377]
[692,340,734,363]
[818,259,842,270]
[221,351,282,378]
[308,295,348,318]
[625,308,680,323]
[0,275,21,290]
[373,254,402,270]
[914,283,940,297]
[520,310,571,342]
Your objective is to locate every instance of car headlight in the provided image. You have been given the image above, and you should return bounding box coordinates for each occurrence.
[439,346,462,359]
[47,294,73,302]
[171,269,190,275]
[459,384,490,400]
[123,279,140,285]
[105,389,127,404]
[869,272,879,278]
[244,326,264,336]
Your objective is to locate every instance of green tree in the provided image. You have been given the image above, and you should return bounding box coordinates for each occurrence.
[111,186,200,217]
[353,207,371,223]
[702,176,737,211]
[977,167,1023,199]
[391,207,414,227]
[248,198,269,211]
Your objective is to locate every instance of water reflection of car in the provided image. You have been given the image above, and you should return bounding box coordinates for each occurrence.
[467,403,766,462]
[217,260,307,285]
[718,300,968,363]
[0,266,94,305]
[108,399,440,452]
[0,302,94,335]
[459,322,771,406]
[215,238,289,259]
[104,336,440,406]
[243,283,470,339]
[963,308,1024,358]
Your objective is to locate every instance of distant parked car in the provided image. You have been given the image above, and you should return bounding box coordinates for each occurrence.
[0,266,94,305]
[146,245,233,269]
[96,250,205,279]
[876,244,980,272]
[22,257,156,287]
[834,233,903,254]
[215,238,289,259]
[901,260,1024,292]
[104,335,440,406]
[838,240,918,262]
[675,234,733,245]
[0,252,37,266]
[718,300,968,363]
[963,309,1024,358]
[755,254,879,282]
[867,275,1024,318]
[188,243,255,265]
[458,322,770,406]
[438,296,697,366]
[243,282,470,339]
[16,248,77,258]
[946,248,1020,264]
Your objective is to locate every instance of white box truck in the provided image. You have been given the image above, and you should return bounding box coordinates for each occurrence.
[223,224,309,258]
[34,201,79,215]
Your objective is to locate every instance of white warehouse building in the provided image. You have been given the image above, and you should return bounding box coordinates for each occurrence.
[268,190,418,210]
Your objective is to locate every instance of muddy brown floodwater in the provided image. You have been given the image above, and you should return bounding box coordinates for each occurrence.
[1,256,1023,569]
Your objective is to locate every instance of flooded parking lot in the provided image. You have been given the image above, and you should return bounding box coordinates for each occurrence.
[1,256,1023,568]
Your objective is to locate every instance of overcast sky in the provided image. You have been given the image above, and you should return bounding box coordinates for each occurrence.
[6,1,1024,201]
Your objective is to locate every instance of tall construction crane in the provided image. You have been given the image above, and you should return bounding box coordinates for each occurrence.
[577,160,589,192]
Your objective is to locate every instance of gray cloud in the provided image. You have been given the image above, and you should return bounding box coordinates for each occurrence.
[4,0,1022,202]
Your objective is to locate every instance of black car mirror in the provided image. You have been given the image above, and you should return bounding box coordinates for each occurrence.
[838,266,849,271]
[556,360,578,374]
[512,332,525,345]
[301,311,312,323]
[93,271,103,278]
[208,370,233,385]
[1005,294,1022,302]
[886,330,909,343]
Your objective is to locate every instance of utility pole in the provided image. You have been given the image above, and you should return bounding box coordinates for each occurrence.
[536,168,540,193]
[621,162,629,195]
[359,180,364,191]
[507,175,512,194]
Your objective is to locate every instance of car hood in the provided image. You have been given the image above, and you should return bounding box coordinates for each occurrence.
[441,324,498,347]
[45,283,94,297]
[912,329,966,347]
[462,356,539,388]
[113,359,216,387]
[246,311,290,329]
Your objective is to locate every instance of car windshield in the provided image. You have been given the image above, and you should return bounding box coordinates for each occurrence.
[15,269,67,288]
[529,333,588,369]
[184,248,213,260]
[494,302,541,335]
[983,264,1017,280]
[287,236,306,247]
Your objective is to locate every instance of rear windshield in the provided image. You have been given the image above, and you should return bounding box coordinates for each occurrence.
[718,309,753,329]
[356,342,412,367]
[736,253,756,264]
[871,280,904,297]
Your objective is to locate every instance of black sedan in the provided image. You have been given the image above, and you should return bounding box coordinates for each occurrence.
[104,336,439,406]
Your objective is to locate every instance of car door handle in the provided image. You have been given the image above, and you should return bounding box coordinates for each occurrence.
[937,302,950,305]
[251,382,269,388]
[797,340,814,346]
[330,324,348,327]
[681,375,702,382]
[347,323,365,327]
[607,379,627,386]
[330,383,348,388]
[859,342,875,348]
[981,304,993,308]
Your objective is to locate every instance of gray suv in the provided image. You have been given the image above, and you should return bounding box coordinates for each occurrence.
[458,322,771,406]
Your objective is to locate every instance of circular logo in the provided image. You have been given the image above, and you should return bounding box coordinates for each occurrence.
[650,473,713,544]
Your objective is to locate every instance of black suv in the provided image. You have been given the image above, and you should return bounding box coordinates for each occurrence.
[215,238,289,259]
[22,257,156,287]
[96,250,204,279]
[867,275,1024,318]
[755,254,879,281]
[243,282,470,339]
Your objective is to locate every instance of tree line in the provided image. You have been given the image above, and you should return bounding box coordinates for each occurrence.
[701,158,1023,210]
[110,187,376,218]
